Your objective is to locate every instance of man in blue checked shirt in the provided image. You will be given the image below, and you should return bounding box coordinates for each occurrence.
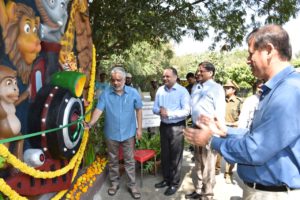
[184,24,300,200]
[86,66,142,199]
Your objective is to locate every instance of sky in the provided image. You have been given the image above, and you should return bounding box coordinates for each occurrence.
[173,15,300,57]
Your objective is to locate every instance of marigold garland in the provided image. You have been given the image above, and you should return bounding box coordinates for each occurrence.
[85,44,96,122]
[0,130,88,199]
[0,45,97,200]
[52,44,97,200]
[71,44,96,182]
[0,178,27,199]
[0,129,88,178]
[65,157,107,200]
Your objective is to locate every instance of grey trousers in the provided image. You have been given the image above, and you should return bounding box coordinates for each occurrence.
[106,137,136,188]
[193,146,217,200]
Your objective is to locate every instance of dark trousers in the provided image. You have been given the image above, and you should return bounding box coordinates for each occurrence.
[159,121,185,187]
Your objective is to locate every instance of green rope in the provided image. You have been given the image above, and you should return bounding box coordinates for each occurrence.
[0,109,92,145]
[72,121,84,140]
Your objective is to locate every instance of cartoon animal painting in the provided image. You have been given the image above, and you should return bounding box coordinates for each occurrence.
[35,0,70,43]
[0,65,23,162]
[0,1,41,85]
[59,0,92,99]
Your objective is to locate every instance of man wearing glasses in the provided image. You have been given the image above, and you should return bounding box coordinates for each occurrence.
[184,24,300,200]
[185,61,225,200]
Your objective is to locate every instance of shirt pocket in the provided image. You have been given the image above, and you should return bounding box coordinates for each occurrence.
[169,97,180,108]
[123,100,133,112]
[231,107,239,120]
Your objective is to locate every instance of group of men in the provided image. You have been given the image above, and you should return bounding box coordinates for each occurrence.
[86,24,300,200]
[184,24,300,200]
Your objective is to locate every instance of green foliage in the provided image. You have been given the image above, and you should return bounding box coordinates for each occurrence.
[84,143,96,167]
[172,54,199,77]
[125,42,173,76]
[0,156,5,168]
[136,132,161,158]
[142,160,156,174]
[292,57,300,68]
[172,50,256,90]
[90,0,299,59]
[83,105,107,167]
[98,41,173,91]
[135,132,161,173]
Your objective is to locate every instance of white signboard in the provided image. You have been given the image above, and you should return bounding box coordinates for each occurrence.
[142,101,161,128]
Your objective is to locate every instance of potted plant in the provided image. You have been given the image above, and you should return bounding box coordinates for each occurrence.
[135,131,161,174]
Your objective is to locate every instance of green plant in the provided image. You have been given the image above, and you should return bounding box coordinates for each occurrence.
[0,192,6,200]
[0,156,5,168]
[136,132,161,173]
[83,101,107,167]
[136,132,161,158]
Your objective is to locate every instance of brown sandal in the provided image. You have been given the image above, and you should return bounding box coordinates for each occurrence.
[107,185,119,196]
[128,187,141,199]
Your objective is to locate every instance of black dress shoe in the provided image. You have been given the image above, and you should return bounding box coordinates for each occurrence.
[185,191,201,199]
[164,186,177,196]
[154,180,169,188]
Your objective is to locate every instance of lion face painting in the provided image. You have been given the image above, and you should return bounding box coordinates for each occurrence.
[17,13,41,66]
[1,2,41,84]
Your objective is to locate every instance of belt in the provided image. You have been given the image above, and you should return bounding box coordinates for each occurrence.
[244,182,297,192]
[161,120,185,126]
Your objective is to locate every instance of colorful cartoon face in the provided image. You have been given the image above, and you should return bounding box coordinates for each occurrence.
[0,66,19,104]
[36,0,70,42]
[41,0,69,25]
[17,15,41,65]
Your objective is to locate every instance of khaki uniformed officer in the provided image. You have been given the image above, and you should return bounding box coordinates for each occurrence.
[215,80,242,183]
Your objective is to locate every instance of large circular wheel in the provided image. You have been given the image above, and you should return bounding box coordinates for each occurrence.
[28,85,84,159]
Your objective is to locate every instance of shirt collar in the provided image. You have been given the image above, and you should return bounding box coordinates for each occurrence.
[164,82,179,91]
[260,66,295,100]
[202,79,214,87]
[226,95,238,102]
[264,66,295,91]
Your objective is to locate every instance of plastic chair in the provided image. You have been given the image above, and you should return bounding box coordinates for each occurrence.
[118,146,156,187]
[134,149,156,187]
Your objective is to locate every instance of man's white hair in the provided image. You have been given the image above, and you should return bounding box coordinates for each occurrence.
[111,66,126,79]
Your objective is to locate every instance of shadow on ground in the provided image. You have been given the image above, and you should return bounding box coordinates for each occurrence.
[93,149,243,200]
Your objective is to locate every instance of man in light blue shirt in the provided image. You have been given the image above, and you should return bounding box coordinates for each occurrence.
[86,67,142,199]
[184,24,300,200]
[186,61,225,200]
[153,67,190,196]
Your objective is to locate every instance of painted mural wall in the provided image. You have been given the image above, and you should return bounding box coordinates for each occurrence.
[0,0,95,198]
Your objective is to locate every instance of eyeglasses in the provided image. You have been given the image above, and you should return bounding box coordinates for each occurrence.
[224,86,235,90]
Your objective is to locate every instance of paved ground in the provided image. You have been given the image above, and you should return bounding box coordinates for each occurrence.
[93,149,243,200]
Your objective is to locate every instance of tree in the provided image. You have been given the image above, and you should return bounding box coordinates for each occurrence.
[99,41,173,90]
[171,50,256,92]
[89,0,300,59]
